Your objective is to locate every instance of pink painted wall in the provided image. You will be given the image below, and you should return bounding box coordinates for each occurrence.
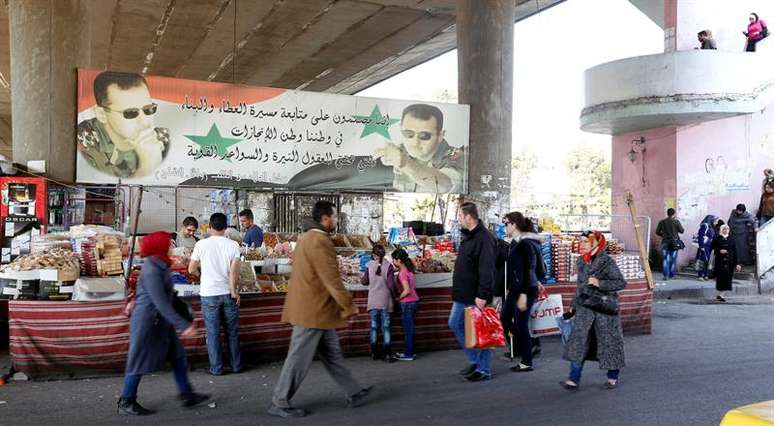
[611,110,774,268]
[675,109,774,264]
[612,128,677,254]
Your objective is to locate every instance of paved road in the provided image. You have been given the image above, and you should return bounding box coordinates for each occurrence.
[2,300,773,426]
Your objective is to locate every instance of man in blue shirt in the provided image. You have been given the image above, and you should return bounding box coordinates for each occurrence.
[239,209,264,248]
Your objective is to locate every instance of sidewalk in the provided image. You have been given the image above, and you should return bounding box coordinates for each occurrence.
[653,273,760,302]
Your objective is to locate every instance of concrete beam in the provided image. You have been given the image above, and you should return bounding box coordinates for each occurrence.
[308,12,455,92]
[242,0,382,86]
[175,0,276,80]
[147,0,230,76]
[108,0,170,72]
[223,0,334,84]
[272,6,427,90]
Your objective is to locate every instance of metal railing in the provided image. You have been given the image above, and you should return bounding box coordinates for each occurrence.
[556,214,652,255]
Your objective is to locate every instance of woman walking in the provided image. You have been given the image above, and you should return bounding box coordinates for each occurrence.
[744,12,768,52]
[695,215,717,281]
[561,231,626,391]
[361,244,397,362]
[503,212,542,373]
[118,231,209,416]
[391,248,420,361]
[711,225,740,302]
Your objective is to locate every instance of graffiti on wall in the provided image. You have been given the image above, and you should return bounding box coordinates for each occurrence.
[678,156,753,221]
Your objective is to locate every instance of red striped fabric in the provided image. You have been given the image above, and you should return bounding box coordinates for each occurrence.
[9,282,652,377]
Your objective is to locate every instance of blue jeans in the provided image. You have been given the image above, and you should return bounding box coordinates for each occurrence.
[448,302,492,376]
[122,356,192,401]
[400,302,418,357]
[201,294,242,375]
[369,309,391,347]
[569,361,620,384]
[697,249,711,279]
[661,244,678,280]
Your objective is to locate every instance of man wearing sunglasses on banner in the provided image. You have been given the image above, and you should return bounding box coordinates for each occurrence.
[375,103,465,194]
[78,71,170,179]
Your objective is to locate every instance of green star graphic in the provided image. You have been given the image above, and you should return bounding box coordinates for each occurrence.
[352,105,400,140]
[185,124,242,160]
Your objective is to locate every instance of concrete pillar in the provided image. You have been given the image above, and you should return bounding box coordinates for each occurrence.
[9,0,85,183]
[457,0,514,223]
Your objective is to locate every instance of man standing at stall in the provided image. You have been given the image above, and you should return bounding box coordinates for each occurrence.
[188,213,242,376]
[449,202,497,382]
[268,201,371,418]
[239,209,264,248]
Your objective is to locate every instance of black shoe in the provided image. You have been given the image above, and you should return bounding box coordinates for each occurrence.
[383,345,396,363]
[117,398,153,416]
[459,364,477,377]
[370,344,379,361]
[346,386,373,408]
[181,392,210,408]
[267,405,307,418]
[465,371,491,382]
[716,295,727,302]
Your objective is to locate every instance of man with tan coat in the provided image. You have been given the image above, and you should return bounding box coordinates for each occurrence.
[268,201,372,418]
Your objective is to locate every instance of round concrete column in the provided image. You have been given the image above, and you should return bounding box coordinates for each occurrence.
[9,0,84,182]
[456,0,514,221]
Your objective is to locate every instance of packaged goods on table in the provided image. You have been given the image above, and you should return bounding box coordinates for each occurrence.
[611,254,645,280]
[606,239,625,255]
[551,239,572,282]
[541,234,556,284]
[0,247,80,274]
[31,233,72,253]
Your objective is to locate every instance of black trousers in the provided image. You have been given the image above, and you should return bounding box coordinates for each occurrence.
[501,291,541,357]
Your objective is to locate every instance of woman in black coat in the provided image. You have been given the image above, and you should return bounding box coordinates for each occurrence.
[118,231,209,416]
[503,212,543,372]
[711,225,741,302]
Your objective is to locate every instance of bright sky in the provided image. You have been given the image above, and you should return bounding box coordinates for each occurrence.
[358,0,663,206]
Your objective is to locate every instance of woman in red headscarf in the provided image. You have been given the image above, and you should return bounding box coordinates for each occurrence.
[118,231,209,416]
[560,231,627,391]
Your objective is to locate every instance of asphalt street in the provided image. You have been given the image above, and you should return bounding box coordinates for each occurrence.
[2,299,773,426]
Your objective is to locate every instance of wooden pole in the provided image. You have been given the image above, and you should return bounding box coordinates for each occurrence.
[124,186,144,283]
[625,191,655,290]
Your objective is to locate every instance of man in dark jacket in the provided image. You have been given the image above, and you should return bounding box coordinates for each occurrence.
[449,202,497,381]
[656,208,684,281]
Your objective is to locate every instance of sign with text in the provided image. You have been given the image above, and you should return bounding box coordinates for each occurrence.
[76,70,469,193]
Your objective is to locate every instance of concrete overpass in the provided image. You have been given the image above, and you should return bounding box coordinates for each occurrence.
[0,0,562,159]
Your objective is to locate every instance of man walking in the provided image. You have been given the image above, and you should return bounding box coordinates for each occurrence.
[656,208,685,281]
[449,202,497,381]
[268,201,372,418]
[189,213,242,376]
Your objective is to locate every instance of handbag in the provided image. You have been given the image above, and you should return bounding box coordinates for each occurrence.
[172,292,194,323]
[577,289,619,315]
[668,239,685,251]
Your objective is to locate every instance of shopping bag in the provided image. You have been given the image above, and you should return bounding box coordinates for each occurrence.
[529,293,564,337]
[464,306,506,349]
[556,316,573,345]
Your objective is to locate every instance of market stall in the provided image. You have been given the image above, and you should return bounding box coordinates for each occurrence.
[5,220,653,378]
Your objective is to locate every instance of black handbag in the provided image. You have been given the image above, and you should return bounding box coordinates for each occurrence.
[577,289,619,315]
[172,293,194,323]
[668,239,685,251]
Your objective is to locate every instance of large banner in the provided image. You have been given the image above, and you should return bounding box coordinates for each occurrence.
[76,70,469,193]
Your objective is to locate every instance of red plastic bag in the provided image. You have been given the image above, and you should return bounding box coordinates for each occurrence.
[464,307,506,349]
